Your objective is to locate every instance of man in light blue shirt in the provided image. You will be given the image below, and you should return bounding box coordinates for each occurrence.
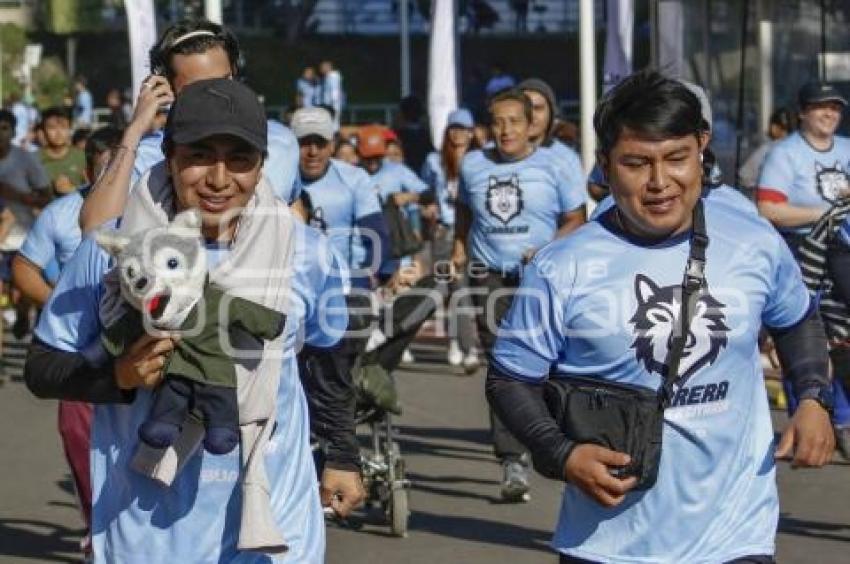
[80,19,300,235]
[488,70,834,564]
[24,79,355,562]
[292,108,388,287]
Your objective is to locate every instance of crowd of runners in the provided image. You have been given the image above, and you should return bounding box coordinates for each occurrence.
[0,15,848,564]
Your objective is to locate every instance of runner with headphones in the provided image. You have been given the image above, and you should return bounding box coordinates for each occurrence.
[79,19,301,233]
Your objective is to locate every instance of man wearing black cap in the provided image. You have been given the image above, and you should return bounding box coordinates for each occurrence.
[25,78,359,561]
[757,81,850,458]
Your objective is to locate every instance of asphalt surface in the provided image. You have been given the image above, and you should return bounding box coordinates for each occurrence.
[0,338,848,563]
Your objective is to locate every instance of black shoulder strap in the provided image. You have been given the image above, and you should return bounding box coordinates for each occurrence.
[660,199,708,407]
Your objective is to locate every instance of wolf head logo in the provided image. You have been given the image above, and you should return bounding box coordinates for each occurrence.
[486,174,523,224]
[815,161,850,203]
[95,209,208,331]
[629,274,729,384]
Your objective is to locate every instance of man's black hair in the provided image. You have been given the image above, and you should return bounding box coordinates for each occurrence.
[149,19,243,81]
[40,106,72,128]
[84,126,123,169]
[0,109,16,129]
[594,69,706,155]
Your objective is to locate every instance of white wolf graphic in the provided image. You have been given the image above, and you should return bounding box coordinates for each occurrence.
[486,174,523,224]
[815,161,850,203]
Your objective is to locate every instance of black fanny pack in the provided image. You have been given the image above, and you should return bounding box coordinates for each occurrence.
[543,201,709,490]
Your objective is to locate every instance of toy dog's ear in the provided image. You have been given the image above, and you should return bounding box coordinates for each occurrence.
[94,228,130,257]
[173,209,202,231]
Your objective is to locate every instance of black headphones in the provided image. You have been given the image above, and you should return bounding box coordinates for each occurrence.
[149,20,245,79]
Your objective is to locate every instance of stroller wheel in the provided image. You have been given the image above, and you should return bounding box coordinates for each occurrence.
[389,486,409,537]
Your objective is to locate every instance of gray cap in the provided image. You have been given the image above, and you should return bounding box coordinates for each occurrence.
[291,107,335,141]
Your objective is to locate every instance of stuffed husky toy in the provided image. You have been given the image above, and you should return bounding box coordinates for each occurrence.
[95,209,286,455]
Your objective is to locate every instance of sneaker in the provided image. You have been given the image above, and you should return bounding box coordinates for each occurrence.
[447,339,463,366]
[401,348,415,364]
[462,349,481,374]
[835,425,850,461]
[500,459,530,502]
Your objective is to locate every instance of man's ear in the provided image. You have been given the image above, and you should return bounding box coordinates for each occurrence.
[94,229,130,257]
[698,131,712,153]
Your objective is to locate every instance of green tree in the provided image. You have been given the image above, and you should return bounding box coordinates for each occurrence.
[0,23,27,103]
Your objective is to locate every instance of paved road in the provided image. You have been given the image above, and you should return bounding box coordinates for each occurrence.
[1,339,848,563]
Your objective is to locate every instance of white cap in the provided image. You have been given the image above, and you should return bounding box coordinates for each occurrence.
[291,107,335,141]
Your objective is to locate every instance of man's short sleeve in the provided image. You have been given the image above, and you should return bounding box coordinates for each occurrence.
[756,143,794,201]
[762,235,813,329]
[19,204,56,268]
[552,146,586,213]
[491,256,569,380]
[352,170,382,220]
[34,237,110,355]
[401,164,429,194]
[24,151,50,190]
[303,252,348,349]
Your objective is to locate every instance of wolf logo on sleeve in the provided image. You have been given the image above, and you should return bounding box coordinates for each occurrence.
[486,174,524,224]
[815,161,850,203]
[629,274,729,384]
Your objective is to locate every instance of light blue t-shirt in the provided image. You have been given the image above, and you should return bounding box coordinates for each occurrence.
[492,195,811,562]
[421,151,458,227]
[458,148,586,272]
[542,140,587,198]
[368,159,429,203]
[297,159,381,269]
[131,120,300,205]
[758,131,850,233]
[19,188,85,271]
[35,221,348,563]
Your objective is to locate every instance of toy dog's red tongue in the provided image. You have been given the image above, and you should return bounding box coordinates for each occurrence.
[147,295,162,314]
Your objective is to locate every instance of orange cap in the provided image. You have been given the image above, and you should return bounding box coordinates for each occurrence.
[357,125,388,158]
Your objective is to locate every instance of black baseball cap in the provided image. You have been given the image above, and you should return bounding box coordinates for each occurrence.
[798,81,848,108]
[164,78,267,153]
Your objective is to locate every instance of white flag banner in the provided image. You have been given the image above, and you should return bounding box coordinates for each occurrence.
[603,0,634,92]
[428,0,458,150]
[125,0,158,103]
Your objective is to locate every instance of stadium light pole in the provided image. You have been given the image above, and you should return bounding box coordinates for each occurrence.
[579,0,597,174]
